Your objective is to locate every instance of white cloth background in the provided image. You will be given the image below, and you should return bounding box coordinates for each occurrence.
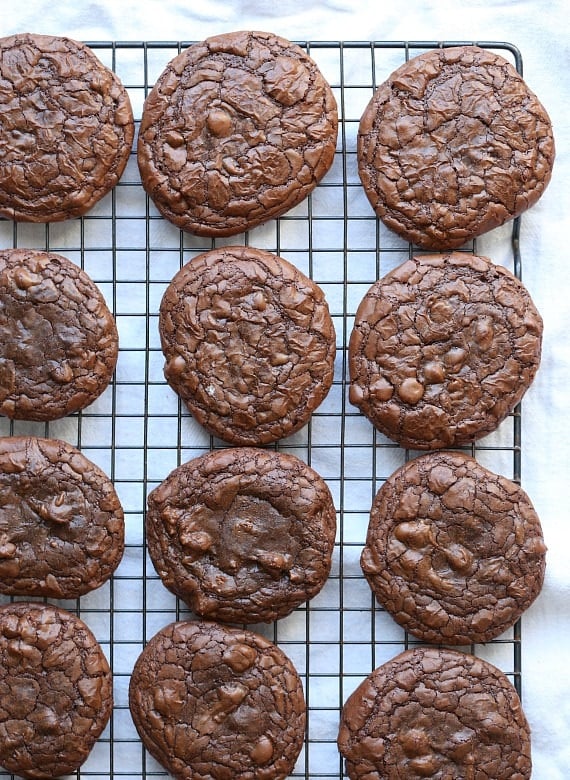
[0,1,568,778]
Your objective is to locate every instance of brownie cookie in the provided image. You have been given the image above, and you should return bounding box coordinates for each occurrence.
[0,601,113,780]
[338,646,532,780]
[137,30,338,236]
[146,447,336,623]
[159,246,336,445]
[0,248,118,421]
[0,33,133,222]
[129,620,306,780]
[361,451,546,644]
[358,46,555,249]
[348,252,543,449]
[0,436,124,598]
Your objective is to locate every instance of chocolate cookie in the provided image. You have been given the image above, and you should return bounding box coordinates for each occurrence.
[0,601,113,780]
[159,246,336,445]
[361,451,546,644]
[146,447,336,623]
[348,252,543,449]
[338,646,532,780]
[137,30,338,236]
[129,620,306,780]
[0,248,118,421]
[0,436,124,598]
[358,45,555,249]
[0,33,134,222]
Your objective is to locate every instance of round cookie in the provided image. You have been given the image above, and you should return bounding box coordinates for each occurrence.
[348,252,543,449]
[0,436,124,598]
[129,620,306,780]
[358,45,555,250]
[159,246,336,445]
[147,447,336,623]
[338,646,532,780]
[0,33,134,222]
[360,451,546,644]
[0,248,118,421]
[0,601,113,780]
[137,30,338,236]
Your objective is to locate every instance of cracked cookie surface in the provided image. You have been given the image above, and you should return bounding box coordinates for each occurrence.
[338,646,532,780]
[0,33,134,222]
[129,620,306,780]
[358,46,555,249]
[0,436,124,598]
[0,248,118,421]
[0,601,112,780]
[159,245,336,445]
[137,30,338,236]
[361,451,546,644]
[348,252,543,449]
[146,447,336,623]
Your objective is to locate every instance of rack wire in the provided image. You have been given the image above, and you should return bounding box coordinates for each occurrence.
[0,40,525,779]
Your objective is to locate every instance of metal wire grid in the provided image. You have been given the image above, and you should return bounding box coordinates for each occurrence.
[0,40,526,779]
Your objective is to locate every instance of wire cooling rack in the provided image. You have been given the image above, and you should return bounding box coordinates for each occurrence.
[0,40,526,779]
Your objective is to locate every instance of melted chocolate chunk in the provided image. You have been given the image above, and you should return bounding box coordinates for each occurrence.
[0,33,134,222]
[147,447,336,623]
[138,30,338,236]
[338,646,532,780]
[0,602,112,780]
[361,451,546,644]
[358,46,555,249]
[0,436,124,598]
[0,248,118,421]
[349,252,543,449]
[159,246,336,445]
[129,620,306,780]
